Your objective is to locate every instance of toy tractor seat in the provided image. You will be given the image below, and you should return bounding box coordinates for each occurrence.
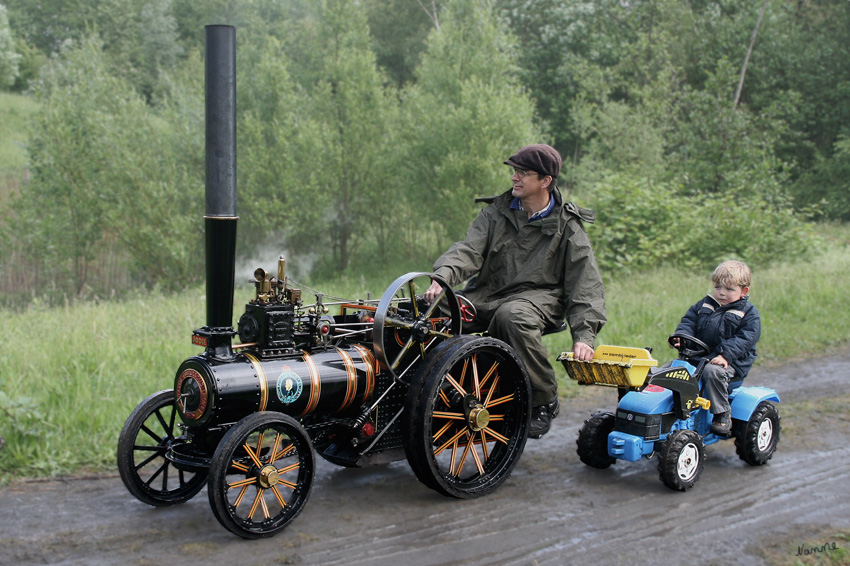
[557,345,658,389]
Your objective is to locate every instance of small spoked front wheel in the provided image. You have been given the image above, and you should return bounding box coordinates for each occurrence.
[404,335,531,499]
[117,390,208,506]
[208,412,315,539]
[657,429,705,491]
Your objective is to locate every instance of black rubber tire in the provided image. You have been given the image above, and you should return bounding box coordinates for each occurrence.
[117,390,208,507]
[735,401,780,466]
[657,429,705,491]
[576,412,616,469]
[208,412,315,539]
[403,335,531,499]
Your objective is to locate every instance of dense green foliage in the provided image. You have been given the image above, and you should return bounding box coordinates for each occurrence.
[0,0,846,305]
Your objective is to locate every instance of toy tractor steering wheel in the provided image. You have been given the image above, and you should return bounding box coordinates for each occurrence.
[668,332,710,360]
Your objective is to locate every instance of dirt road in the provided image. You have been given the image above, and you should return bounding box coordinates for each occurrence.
[1,351,848,566]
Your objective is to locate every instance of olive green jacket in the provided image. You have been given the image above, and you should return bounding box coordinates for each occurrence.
[433,188,606,346]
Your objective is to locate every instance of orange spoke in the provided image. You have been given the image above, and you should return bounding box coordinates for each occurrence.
[277,480,298,490]
[479,361,500,391]
[434,428,467,456]
[487,413,505,421]
[433,420,454,442]
[438,388,452,406]
[485,393,515,409]
[259,490,271,519]
[444,373,467,397]
[472,355,481,398]
[243,443,264,469]
[479,430,490,460]
[469,433,485,475]
[482,372,501,406]
[230,460,251,472]
[272,443,296,461]
[249,489,263,519]
[271,485,287,508]
[233,484,249,509]
[449,437,460,474]
[453,434,474,475]
[459,358,469,389]
[255,432,265,460]
[228,477,258,489]
[432,410,464,420]
[276,462,300,475]
[483,426,509,444]
[269,433,282,464]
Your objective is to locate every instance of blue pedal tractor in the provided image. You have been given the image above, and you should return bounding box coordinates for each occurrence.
[558,333,780,491]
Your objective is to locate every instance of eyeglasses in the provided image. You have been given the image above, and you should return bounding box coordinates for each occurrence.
[511,167,535,178]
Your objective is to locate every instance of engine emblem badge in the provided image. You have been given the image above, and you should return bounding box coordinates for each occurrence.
[276,366,303,404]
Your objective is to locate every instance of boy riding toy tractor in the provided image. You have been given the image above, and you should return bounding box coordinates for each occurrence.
[559,333,780,491]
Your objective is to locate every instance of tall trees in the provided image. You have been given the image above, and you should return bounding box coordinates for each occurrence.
[400,0,539,248]
[1,0,836,304]
[0,4,20,88]
[289,0,399,273]
[12,37,203,296]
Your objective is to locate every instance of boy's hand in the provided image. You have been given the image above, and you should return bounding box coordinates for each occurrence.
[669,337,682,349]
[710,355,729,368]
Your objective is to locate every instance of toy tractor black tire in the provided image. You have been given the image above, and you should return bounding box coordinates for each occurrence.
[735,401,780,466]
[117,390,208,507]
[657,429,705,491]
[403,335,532,499]
[576,412,617,469]
[207,412,315,539]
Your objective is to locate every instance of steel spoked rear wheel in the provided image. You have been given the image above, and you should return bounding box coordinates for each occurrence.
[208,412,315,539]
[404,336,531,498]
[117,390,208,506]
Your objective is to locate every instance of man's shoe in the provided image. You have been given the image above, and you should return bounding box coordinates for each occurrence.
[529,398,560,439]
[710,411,732,435]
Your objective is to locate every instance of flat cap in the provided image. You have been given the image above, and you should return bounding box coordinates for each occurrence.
[504,144,562,178]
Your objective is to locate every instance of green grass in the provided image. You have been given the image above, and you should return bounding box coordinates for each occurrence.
[1,226,849,482]
[759,527,850,566]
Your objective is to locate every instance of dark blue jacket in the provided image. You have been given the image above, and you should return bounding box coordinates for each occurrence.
[675,295,760,380]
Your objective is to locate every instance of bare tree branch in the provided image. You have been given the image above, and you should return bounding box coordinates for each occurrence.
[734,0,770,109]
[416,0,440,30]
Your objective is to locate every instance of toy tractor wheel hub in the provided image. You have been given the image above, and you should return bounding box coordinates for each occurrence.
[677,444,699,480]
[467,406,490,432]
[257,464,281,488]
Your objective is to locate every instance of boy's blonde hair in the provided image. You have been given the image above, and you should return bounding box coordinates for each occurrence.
[712,260,752,289]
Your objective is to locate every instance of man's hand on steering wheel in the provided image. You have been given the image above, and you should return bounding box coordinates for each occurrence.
[424,279,443,304]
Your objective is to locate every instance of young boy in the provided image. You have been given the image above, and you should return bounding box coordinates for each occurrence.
[671,260,761,435]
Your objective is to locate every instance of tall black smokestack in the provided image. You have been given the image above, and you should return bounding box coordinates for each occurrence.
[202,25,237,359]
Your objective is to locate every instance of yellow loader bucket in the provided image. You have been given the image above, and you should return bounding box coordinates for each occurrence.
[557,345,658,389]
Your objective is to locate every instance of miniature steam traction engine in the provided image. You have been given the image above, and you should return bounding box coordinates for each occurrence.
[117,26,532,539]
